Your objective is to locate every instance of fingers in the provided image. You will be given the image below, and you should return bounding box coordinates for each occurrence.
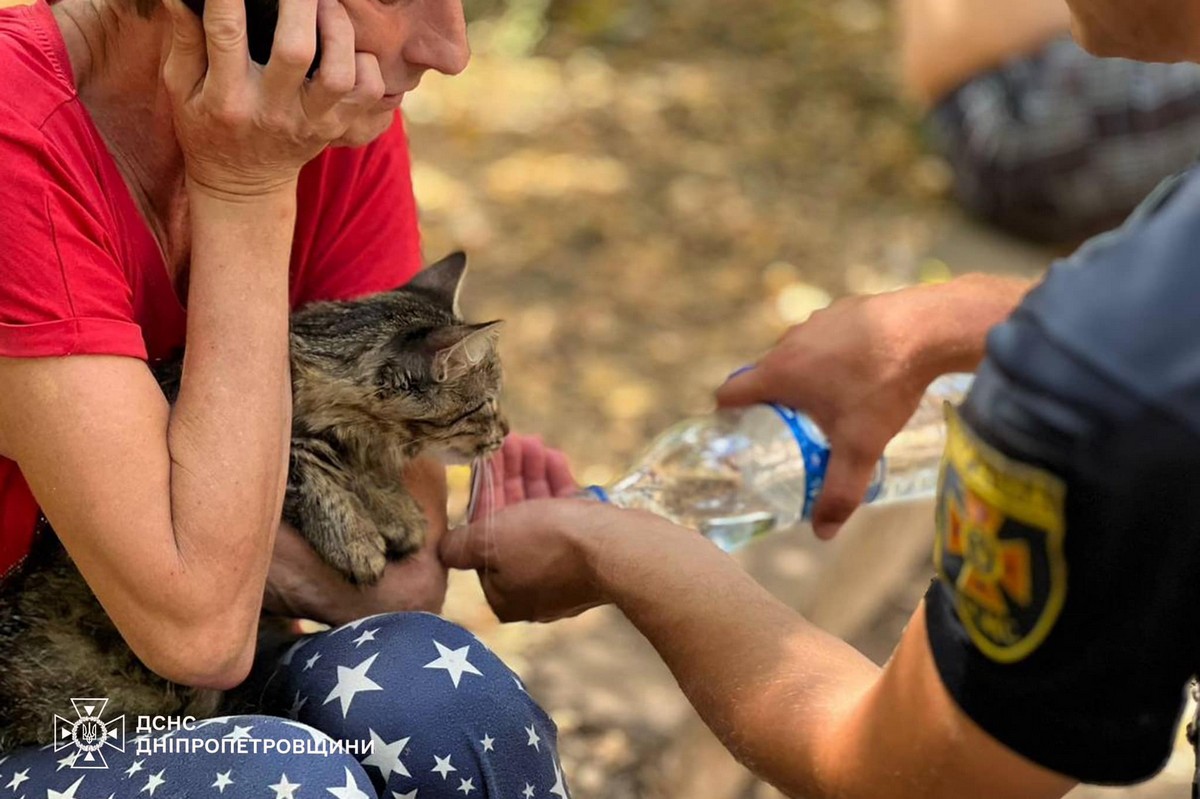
[502,434,526,506]
[340,51,386,111]
[262,0,320,97]
[545,449,579,497]
[301,0,356,113]
[161,0,207,101]
[199,0,250,95]
[521,436,550,499]
[811,440,880,540]
[715,363,771,408]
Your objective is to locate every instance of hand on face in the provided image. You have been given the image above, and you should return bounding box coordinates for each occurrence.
[159,0,470,195]
[715,289,938,540]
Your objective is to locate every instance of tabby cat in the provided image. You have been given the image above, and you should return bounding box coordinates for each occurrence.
[0,252,508,749]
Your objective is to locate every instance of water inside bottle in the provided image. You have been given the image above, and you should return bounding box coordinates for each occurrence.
[602,405,808,547]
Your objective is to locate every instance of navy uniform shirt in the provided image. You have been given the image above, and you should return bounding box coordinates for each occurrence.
[925,166,1200,784]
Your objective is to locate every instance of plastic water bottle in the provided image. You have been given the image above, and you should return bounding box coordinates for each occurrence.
[583,373,973,552]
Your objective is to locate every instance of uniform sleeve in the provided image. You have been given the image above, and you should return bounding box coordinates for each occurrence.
[925,171,1200,783]
[289,112,425,306]
[0,115,146,359]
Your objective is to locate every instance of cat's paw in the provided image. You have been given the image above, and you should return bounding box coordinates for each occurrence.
[322,534,388,586]
[380,516,426,560]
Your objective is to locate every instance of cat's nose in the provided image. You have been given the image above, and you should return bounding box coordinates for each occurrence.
[498,415,510,436]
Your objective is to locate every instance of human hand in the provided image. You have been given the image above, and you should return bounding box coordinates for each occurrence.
[468,433,579,522]
[443,497,649,622]
[716,286,948,540]
[264,457,449,625]
[161,0,386,198]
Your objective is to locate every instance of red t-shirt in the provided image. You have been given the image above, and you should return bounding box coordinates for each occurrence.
[0,0,424,579]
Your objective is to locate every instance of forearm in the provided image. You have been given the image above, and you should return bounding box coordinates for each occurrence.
[898,0,1071,106]
[164,185,296,650]
[909,273,1034,379]
[591,518,880,797]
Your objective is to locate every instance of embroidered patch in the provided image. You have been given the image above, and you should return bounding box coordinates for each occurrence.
[934,404,1067,663]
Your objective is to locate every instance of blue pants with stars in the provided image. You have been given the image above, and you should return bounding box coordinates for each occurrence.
[0,613,569,798]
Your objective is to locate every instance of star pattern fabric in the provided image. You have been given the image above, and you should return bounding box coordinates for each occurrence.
[0,612,569,799]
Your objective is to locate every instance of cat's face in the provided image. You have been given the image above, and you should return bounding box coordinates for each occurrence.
[290,252,509,462]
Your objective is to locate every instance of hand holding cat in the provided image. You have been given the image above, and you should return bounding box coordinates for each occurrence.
[266,456,450,624]
[161,0,385,198]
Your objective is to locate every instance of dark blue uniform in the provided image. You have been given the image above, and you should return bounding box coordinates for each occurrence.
[926,167,1200,784]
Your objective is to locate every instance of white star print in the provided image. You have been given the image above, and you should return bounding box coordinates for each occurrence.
[392,791,418,799]
[191,716,234,730]
[457,777,475,795]
[423,640,483,688]
[288,691,308,720]
[5,769,28,791]
[46,776,85,799]
[139,769,166,796]
[362,729,411,782]
[55,751,78,771]
[549,758,569,799]
[279,639,308,666]
[324,653,385,718]
[212,770,234,793]
[513,676,527,693]
[480,734,495,752]
[525,725,541,752]
[431,755,456,780]
[335,613,387,633]
[269,773,301,799]
[352,629,379,648]
[325,766,371,799]
[224,724,254,741]
[281,720,333,744]
[124,760,145,778]
[522,783,535,799]
[304,653,322,671]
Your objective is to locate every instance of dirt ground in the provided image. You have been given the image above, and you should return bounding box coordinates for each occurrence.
[403,1,1192,796]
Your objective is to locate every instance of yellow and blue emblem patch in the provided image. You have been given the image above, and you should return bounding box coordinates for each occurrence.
[935,404,1068,663]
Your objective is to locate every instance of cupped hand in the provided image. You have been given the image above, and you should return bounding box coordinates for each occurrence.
[715,287,941,540]
[442,497,635,623]
[468,433,579,522]
[161,0,386,197]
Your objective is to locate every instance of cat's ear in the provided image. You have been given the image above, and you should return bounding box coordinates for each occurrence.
[405,252,468,316]
[430,321,503,383]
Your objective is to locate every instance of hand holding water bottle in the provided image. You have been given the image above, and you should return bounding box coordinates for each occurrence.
[716,290,947,540]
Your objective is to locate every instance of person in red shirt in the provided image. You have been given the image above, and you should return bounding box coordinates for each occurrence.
[0,0,569,795]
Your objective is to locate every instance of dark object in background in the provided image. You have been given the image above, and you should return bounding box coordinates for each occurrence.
[929,36,1200,245]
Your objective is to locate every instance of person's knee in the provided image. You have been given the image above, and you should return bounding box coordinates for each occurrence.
[190,715,374,791]
[311,613,564,791]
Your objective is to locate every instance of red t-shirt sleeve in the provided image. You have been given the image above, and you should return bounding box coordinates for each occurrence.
[0,111,146,359]
[289,112,425,305]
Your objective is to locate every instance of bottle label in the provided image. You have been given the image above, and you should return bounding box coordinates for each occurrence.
[769,404,886,520]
